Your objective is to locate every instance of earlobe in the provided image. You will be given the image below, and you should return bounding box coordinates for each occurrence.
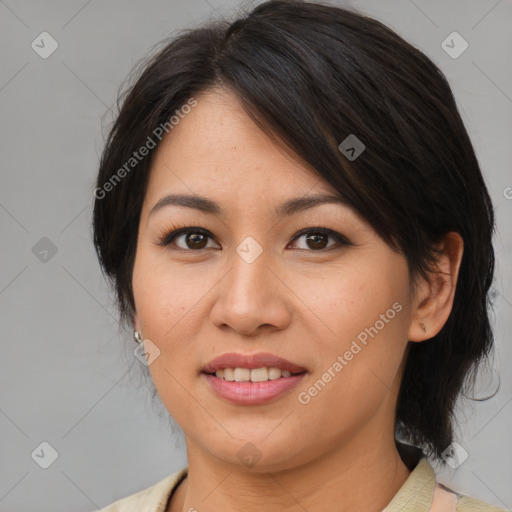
[408,232,464,342]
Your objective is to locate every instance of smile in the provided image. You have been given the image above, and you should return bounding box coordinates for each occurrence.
[202,370,306,405]
[212,367,301,382]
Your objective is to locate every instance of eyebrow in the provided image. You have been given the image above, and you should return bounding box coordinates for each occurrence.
[149,193,348,218]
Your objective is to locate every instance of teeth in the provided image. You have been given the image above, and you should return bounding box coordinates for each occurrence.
[250,368,268,382]
[213,367,297,382]
[268,367,282,380]
[234,368,251,382]
[223,368,234,381]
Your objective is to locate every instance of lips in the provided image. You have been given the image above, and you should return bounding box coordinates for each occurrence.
[201,352,307,375]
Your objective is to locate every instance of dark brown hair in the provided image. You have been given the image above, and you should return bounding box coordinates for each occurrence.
[93,0,496,465]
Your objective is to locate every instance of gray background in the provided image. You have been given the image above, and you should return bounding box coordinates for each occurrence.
[0,0,511,510]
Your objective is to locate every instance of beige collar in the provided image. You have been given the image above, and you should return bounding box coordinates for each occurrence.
[383,457,458,512]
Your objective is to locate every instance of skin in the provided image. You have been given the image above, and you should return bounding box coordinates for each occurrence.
[132,87,464,512]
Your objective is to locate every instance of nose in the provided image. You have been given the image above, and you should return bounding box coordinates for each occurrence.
[209,243,292,337]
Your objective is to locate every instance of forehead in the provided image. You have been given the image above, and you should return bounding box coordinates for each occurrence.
[144,88,340,206]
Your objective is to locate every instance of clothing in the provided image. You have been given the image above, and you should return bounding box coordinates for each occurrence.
[99,457,509,512]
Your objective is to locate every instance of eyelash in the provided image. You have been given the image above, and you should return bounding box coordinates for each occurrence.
[156,223,354,252]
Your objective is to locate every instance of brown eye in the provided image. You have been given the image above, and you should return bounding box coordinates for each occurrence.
[289,228,353,251]
[305,232,329,250]
[182,232,209,249]
[159,225,352,253]
[159,227,218,251]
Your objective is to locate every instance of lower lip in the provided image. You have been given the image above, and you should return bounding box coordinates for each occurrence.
[202,372,306,405]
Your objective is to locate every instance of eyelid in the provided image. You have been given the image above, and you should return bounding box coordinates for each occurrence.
[289,225,354,248]
[156,224,354,251]
[157,224,216,248]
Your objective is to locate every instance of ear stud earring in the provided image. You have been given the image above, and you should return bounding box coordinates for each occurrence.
[133,330,143,345]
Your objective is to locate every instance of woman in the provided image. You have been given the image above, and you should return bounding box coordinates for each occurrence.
[92,1,507,510]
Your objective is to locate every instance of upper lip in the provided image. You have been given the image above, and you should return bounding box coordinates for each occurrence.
[202,352,307,374]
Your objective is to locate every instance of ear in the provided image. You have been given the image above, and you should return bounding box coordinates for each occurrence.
[408,232,464,342]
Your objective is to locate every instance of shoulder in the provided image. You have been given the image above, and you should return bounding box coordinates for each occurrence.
[99,467,188,512]
[394,454,509,512]
[455,493,510,512]
[433,481,509,512]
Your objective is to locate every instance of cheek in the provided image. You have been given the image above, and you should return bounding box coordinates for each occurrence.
[293,257,411,403]
[290,255,410,346]
[132,248,202,339]
[132,252,199,413]
[131,247,212,403]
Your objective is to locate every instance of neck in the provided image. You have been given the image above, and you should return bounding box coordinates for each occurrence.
[170,426,413,512]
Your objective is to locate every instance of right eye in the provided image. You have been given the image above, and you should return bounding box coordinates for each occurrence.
[158,225,219,251]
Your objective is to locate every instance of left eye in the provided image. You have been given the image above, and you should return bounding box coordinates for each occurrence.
[158,226,352,252]
[159,227,217,250]
[288,228,352,251]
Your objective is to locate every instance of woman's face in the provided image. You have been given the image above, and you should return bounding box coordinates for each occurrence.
[132,88,418,472]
